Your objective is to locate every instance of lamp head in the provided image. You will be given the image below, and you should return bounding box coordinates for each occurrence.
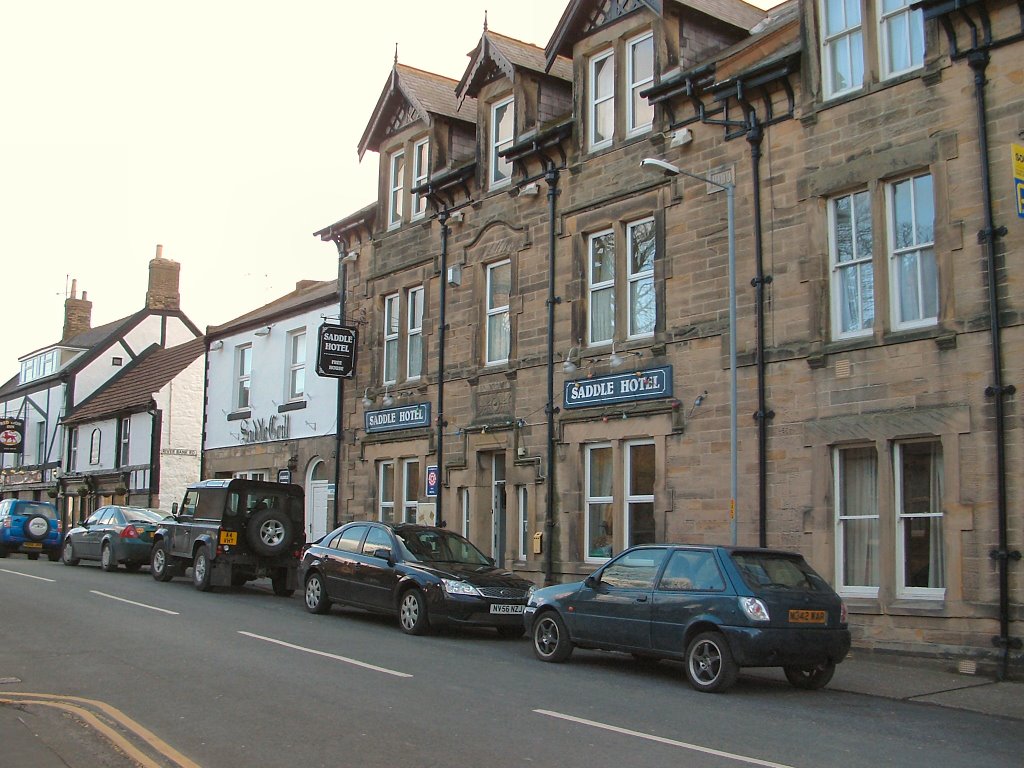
[640,158,680,177]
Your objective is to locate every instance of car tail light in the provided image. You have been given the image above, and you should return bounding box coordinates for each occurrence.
[2,518,9,529]
[120,525,140,539]
[739,596,771,622]
[840,599,848,624]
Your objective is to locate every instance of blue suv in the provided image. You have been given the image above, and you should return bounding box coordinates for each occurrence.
[0,499,62,561]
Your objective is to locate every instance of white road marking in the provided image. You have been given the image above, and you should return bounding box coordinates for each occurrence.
[534,709,798,768]
[0,567,56,583]
[90,590,180,615]
[238,631,413,678]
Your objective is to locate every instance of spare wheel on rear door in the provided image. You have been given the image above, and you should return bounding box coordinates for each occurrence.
[247,507,294,556]
[24,515,50,542]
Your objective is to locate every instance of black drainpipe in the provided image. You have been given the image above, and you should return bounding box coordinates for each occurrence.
[747,118,771,548]
[543,162,560,586]
[967,49,1019,679]
[333,237,349,529]
[435,209,450,527]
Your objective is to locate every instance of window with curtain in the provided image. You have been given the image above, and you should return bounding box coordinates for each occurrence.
[830,190,874,338]
[235,344,252,410]
[586,444,614,561]
[627,33,654,135]
[402,459,419,523]
[588,230,615,344]
[879,0,924,79]
[407,286,423,380]
[626,441,655,546]
[896,440,944,594]
[889,173,936,329]
[485,260,511,364]
[411,139,429,219]
[835,446,879,593]
[388,151,405,228]
[383,293,400,385]
[378,461,395,523]
[490,97,514,188]
[821,0,864,98]
[627,218,655,338]
[288,330,306,400]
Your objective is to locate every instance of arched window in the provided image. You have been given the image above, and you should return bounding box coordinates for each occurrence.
[89,429,101,465]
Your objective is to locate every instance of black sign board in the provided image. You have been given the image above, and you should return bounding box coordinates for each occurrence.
[564,366,673,409]
[0,417,24,454]
[365,403,431,434]
[316,323,357,379]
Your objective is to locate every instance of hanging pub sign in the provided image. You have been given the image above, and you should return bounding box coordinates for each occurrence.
[316,323,358,379]
[0,417,25,454]
[365,403,431,434]
[563,366,673,409]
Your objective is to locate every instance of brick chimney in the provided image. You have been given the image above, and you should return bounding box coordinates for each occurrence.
[146,244,181,311]
[63,279,93,341]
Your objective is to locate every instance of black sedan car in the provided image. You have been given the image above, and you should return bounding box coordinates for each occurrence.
[524,544,851,693]
[62,505,168,572]
[299,522,533,637]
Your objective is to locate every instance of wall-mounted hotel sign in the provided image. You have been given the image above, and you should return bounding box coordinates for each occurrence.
[365,403,431,434]
[564,366,673,409]
[0,417,24,454]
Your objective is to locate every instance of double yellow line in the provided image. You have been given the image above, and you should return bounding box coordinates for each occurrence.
[0,692,200,768]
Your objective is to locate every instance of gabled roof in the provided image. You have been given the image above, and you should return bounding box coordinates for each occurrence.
[207,280,338,338]
[63,337,206,425]
[545,0,767,70]
[358,64,477,159]
[456,30,573,102]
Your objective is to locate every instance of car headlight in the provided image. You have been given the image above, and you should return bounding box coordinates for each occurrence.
[739,596,770,622]
[442,578,482,597]
[525,585,536,605]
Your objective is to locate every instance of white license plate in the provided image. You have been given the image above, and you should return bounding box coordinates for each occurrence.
[489,604,525,615]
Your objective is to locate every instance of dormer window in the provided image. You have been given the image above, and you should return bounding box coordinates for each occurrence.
[18,349,59,385]
[626,33,654,136]
[388,150,405,229]
[490,97,514,189]
[588,49,615,151]
[411,139,429,219]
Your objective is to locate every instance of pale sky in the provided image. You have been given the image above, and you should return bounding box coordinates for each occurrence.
[0,0,777,372]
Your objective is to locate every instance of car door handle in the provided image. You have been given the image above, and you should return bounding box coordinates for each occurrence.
[635,596,648,603]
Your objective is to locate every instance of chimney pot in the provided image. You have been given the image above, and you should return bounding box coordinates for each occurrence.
[155,244,163,259]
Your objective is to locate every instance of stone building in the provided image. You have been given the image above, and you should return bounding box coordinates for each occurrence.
[315,0,1022,668]
[0,246,201,525]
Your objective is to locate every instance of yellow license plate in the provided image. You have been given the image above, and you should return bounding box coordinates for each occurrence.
[789,609,826,624]
[23,542,43,549]
[219,531,238,545]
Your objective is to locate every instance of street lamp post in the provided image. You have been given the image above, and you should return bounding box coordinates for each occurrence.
[641,159,737,545]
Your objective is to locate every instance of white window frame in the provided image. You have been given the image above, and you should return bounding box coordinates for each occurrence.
[406,286,424,380]
[626,32,654,136]
[401,458,419,523]
[516,485,528,562]
[833,445,880,598]
[485,260,511,366]
[68,427,78,471]
[879,0,925,79]
[117,417,130,468]
[412,139,429,220]
[584,442,614,564]
[588,229,615,345]
[894,439,945,600]
[388,150,405,229]
[588,49,615,151]
[36,420,46,465]
[887,173,937,331]
[378,460,395,523]
[460,487,471,539]
[236,344,252,410]
[89,429,101,466]
[383,293,400,385]
[820,0,865,99]
[490,97,514,190]
[623,440,655,548]
[626,217,656,339]
[829,190,874,339]
[287,329,306,401]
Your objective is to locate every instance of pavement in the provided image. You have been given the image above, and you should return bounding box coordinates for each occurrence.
[1,651,1021,767]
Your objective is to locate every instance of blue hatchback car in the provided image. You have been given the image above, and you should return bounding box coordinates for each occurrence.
[0,499,61,561]
[524,544,851,693]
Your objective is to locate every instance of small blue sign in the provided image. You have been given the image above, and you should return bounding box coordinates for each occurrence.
[564,366,673,409]
[426,465,439,497]
[364,402,431,434]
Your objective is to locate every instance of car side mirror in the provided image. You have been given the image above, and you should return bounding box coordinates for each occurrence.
[584,574,599,589]
[371,548,394,563]
[171,502,179,517]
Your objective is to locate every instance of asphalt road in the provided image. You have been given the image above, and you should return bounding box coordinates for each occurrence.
[1,556,1021,768]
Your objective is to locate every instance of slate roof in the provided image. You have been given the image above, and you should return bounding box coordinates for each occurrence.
[358,64,477,158]
[545,0,767,69]
[206,280,338,337]
[63,337,206,425]
[457,30,572,101]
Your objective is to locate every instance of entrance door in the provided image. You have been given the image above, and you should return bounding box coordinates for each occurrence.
[491,454,506,568]
[307,460,329,542]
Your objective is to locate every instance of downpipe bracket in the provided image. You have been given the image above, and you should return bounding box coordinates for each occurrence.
[977,225,1007,244]
[989,548,1022,563]
[984,384,1016,398]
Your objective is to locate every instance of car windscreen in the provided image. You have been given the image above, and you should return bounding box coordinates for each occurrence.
[395,530,491,566]
[16,503,58,520]
[122,507,169,524]
[730,552,832,592]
